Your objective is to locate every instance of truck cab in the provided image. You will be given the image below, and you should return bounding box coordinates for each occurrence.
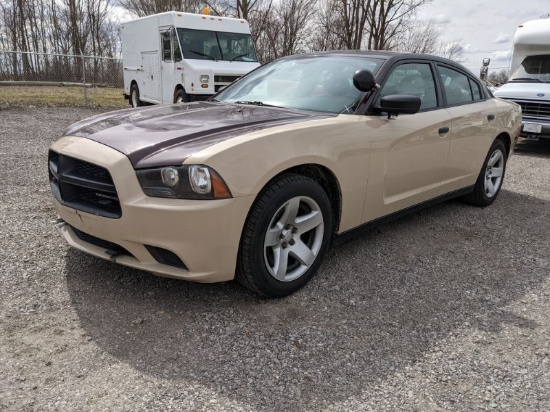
[122,11,260,107]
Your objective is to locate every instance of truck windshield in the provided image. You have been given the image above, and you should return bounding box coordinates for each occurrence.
[177,28,258,62]
[509,55,550,83]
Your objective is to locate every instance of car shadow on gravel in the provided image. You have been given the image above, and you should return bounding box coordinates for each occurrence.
[514,139,550,158]
[64,189,549,410]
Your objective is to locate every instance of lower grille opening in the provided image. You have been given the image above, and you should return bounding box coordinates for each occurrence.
[145,245,188,270]
[70,225,133,257]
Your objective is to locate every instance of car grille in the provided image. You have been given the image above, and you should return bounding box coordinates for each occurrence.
[508,99,550,119]
[49,151,122,218]
[70,225,133,257]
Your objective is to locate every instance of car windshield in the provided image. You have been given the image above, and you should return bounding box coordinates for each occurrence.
[509,54,550,83]
[214,55,384,114]
[177,28,258,62]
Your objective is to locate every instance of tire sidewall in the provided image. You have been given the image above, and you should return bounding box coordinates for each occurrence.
[478,139,507,205]
[245,178,333,297]
[130,85,140,108]
[175,89,187,103]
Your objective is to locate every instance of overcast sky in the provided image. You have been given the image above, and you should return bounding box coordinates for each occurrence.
[417,0,550,75]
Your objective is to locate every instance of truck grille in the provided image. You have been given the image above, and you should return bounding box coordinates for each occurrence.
[49,151,122,218]
[214,75,240,83]
[509,99,550,119]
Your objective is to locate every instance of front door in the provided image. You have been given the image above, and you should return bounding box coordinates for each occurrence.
[362,62,452,223]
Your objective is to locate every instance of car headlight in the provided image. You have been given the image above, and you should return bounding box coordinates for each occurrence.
[136,165,231,199]
[200,74,209,83]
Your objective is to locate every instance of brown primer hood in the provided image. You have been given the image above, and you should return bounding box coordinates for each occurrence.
[63,102,333,168]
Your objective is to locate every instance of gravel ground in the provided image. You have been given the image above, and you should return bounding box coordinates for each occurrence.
[1,107,549,411]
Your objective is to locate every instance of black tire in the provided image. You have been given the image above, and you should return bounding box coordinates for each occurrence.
[130,84,142,108]
[236,173,333,298]
[463,139,507,207]
[174,89,188,103]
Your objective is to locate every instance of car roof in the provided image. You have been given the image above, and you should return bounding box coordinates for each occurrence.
[281,50,474,77]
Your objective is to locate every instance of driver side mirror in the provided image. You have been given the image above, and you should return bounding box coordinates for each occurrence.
[353,69,377,92]
[380,95,421,117]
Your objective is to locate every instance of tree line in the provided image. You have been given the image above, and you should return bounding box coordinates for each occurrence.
[0,0,470,80]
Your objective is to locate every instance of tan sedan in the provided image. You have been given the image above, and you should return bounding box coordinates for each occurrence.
[48,51,522,297]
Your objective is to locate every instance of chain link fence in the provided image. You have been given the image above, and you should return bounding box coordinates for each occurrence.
[0,51,125,107]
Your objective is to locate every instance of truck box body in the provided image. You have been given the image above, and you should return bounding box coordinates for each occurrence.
[494,18,550,139]
[122,11,260,106]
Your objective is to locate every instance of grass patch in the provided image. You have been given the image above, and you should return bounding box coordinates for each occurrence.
[0,85,128,110]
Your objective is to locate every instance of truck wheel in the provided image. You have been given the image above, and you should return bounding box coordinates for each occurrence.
[236,174,333,298]
[130,84,142,108]
[174,89,188,103]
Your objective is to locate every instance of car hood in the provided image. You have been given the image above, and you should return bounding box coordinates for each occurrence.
[494,82,550,101]
[63,102,333,168]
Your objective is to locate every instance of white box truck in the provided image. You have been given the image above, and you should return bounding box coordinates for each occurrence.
[494,18,550,140]
[121,11,260,107]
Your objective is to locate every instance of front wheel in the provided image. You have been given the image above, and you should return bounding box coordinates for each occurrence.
[463,139,507,207]
[174,89,188,103]
[236,174,333,298]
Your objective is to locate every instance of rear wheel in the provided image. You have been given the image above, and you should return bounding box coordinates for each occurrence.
[130,84,142,108]
[236,174,333,298]
[463,139,507,206]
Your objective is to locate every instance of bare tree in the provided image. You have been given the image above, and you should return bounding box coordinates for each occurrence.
[393,18,438,53]
[256,0,316,61]
[488,69,509,85]
[118,0,202,18]
[366,0,431,50]
[309,0,431,53]
[309,0,347,51]
[437,39,465,62]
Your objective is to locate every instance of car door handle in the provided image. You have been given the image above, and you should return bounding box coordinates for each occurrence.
[487,114,495,122]
[438,127,450,136]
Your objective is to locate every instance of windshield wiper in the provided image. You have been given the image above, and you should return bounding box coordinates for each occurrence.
[188,50,216,61]
[230,53,249,62]
[509,77,542,83]
[234,100,279,107]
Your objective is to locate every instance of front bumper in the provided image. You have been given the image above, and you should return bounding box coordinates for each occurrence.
[50,136,254,283]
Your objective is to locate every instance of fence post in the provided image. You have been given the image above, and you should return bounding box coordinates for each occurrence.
[82,53,88,106]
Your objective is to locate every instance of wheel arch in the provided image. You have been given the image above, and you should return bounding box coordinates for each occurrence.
[173,84,185,100]
[250,163,343,234]
[495,132,511,157]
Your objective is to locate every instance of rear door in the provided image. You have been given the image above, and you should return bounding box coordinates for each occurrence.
[141,51,162,102]
[436,64,499,192]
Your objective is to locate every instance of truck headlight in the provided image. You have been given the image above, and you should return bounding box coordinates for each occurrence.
[200,74,209,83]
[136,165,231,199]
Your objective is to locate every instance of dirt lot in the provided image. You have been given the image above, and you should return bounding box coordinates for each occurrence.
[1,108,549,411]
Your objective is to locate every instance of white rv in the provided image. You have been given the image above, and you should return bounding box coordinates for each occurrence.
[494,18,550,139]
[121,11,260,107]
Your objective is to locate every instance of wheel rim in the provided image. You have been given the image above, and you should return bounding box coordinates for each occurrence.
[176,94,184,103]
[263,196,324,282]
[484,149,504,198]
